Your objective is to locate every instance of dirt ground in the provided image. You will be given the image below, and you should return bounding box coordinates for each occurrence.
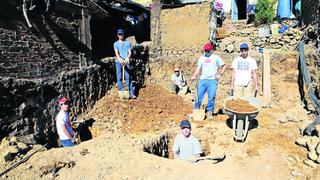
[2,2,320,180]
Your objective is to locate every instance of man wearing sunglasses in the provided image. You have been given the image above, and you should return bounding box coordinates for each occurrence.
[171,66,188,95]
[113,28,136,99]
[191,42,226,120]
[230,43,258,97]
[173,120,202,160]
[56,97,75,147]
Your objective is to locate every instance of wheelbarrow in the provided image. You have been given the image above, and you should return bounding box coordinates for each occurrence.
[224,96,260,142]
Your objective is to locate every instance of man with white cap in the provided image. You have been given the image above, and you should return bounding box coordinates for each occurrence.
[171,66,188,95]
[230,43,259,97]
[173,120,203,160]
[56,97,75,147]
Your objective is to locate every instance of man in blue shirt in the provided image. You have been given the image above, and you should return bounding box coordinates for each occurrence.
[114,29,136,99]
[191,42,227,119]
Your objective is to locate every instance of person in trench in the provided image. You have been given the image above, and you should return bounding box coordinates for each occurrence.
[114,28,137,99]
[172,120,203,160]
[56,97,76,147]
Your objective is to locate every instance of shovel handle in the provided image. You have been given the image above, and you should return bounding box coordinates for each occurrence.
[122,65,125,83]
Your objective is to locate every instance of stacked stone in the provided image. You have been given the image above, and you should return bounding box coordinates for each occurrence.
[252,29,303,50]
[0,136,32,163]
[296,125,320,168]
[161,48,202,59]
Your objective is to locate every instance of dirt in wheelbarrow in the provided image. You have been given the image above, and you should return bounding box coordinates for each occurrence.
[226,99,258,113]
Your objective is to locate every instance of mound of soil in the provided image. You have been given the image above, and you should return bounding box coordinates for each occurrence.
[226,99,258,112]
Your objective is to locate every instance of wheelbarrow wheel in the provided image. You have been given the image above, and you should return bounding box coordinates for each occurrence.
[236,119,244,140]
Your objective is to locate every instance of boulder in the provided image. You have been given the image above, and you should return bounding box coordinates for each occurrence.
[2,146,19,162]
[308,150,318,161]
[307,136,320,151]
[296,136,311,148]
[17,142,29,154]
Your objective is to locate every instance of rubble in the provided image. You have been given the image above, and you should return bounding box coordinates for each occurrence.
[296,135,320,166]
[0,136,31,163]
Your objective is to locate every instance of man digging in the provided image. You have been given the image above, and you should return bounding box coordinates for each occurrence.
[171,66,189,95]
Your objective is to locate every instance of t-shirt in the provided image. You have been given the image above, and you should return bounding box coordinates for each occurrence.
[172,134,203,160]
[113,40,132,62]
[197,54,225,80]
[171,73,186,87]
[232,56,258,86]
[56,111,74,140]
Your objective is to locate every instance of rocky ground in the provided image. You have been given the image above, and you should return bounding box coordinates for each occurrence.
[1,2,320,180]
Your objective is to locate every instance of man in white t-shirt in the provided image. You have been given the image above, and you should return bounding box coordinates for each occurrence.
[231,43,259,97]
[171,66,188,95]
[56,97,75,147]
[191,42,227,119]
[173,120,202,160]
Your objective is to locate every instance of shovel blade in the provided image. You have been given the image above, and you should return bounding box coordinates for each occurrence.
[118,91,130,100]
[193,109,205,121]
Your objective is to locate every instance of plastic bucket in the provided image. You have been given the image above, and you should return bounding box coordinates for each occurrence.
[270,24,279,34]
[277,0,292,19]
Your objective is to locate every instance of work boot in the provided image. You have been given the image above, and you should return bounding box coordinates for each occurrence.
[207,112,214,120]
[130,95,137,99]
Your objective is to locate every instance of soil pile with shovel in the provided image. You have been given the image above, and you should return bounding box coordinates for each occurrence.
[226,99,258,112]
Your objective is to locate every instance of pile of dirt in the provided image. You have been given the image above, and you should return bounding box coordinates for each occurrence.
[226,99,258,112]
[84,85,193,134]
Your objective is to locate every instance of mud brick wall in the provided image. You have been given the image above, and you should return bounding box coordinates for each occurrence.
[0,1,81,79]
[0,61,114,146]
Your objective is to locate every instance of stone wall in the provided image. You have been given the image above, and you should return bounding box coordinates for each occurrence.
[0,0,82,79]
[0,61,114,146]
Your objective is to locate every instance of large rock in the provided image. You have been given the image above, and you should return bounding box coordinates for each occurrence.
[296,136,311,147]
[307,136,320,151]
[2,146,19,162]
[308,150,319,161]
[17,142,29,154]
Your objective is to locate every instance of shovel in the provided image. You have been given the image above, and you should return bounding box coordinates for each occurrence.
[118,65,129,100]
[189,153,226,164]
[192,79,205,121]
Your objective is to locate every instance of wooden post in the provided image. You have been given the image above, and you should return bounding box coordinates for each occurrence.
[263,49,271,105]
[79,0,92,67]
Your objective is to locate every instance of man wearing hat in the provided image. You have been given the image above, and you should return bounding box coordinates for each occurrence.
[171,66,188,95]
[172,120,202,160]
[56,97,75,147]
[113,28,136,99]
[230,43,258,97]
[191,42,226,119]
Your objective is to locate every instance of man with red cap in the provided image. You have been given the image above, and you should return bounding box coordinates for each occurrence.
[56,97,75,147]
[191,42,226,119]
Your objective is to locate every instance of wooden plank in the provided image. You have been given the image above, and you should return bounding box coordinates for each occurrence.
[263,49,271,105]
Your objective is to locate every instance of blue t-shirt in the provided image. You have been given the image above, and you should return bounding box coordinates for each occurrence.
[197,54,225,80]
[113,40,131,61]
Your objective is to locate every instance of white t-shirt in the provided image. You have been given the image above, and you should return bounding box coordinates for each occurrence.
[171,73,186,87]
[197,54,225,80]
[56,111,74,140]
[232,56,258,86]
[172,134,202,160]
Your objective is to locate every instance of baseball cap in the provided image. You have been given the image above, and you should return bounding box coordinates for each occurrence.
[58,97,70,104]
[180,120,191,129]
[203,42,213,51]
[240,43,249,49]
[117,29,124,35]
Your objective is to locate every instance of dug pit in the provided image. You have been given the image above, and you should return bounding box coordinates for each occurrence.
[143,131,213,159]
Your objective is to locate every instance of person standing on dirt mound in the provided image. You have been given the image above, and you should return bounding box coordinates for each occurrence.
[191,42,227,119]
[230,43,259,97]
[114,28,137,99]
[173,120,202,160]
[171,66,189,95]
[56,97,75,147]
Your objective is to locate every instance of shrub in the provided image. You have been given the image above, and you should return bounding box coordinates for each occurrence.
[255,0,276,25]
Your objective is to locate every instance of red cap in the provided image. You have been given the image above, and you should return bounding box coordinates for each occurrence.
[203,42,213,50]
[58,97,70,104]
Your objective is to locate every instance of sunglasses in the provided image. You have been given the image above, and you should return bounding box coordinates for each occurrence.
[117,33,124,36]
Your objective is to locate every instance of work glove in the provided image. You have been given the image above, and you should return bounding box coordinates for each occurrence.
[124,57,129,64]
